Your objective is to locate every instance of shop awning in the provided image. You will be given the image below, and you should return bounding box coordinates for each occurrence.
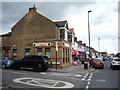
[72,48,79,55]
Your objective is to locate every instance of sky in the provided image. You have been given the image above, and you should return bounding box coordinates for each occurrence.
[0,0,119,54]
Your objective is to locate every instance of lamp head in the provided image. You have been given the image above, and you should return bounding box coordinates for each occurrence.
[88,10,92,13]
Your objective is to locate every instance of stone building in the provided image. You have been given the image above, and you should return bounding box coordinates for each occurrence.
[1,6,71,68]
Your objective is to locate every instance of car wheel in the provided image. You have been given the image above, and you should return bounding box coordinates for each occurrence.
[110,65,113,69]
[13,66,20,70]
[2,64,6,69]
[42,68,47,72]
[33,64,42,72]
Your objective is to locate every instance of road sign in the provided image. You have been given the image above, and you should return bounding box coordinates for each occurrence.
[56,41,58,51]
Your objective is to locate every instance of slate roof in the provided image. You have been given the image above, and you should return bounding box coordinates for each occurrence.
[54,20,68,28]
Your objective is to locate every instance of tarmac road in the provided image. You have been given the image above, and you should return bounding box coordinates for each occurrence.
[1,60,120,90]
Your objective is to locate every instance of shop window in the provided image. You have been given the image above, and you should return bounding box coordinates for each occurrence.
[25,48,30,56]
[4,50,9,57]
[37,48,42,55]
[13,49,17,57]
[45,48,50,58]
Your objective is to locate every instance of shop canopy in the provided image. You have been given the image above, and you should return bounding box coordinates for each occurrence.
[72,48,80,55]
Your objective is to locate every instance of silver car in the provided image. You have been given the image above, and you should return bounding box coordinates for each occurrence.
[110,57,120,69]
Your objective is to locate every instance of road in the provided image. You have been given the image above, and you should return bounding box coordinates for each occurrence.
[1,60,120,90]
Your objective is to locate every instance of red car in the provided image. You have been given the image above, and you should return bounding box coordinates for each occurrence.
[92,58,104,69]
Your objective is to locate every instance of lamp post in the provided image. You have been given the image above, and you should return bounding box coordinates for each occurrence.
[88,10,92,57]
[98,38,100,57]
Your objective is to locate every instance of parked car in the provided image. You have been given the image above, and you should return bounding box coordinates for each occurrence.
[110,57,120,69]
[0,57,15,69]
[92,58,104,69]
[43,56,52,68]
[13,55,52,72]
[103,56,108,61]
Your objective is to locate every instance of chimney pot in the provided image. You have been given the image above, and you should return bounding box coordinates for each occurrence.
[29,5,37,12]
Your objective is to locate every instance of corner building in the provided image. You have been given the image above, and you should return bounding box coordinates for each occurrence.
[2,6,71,68]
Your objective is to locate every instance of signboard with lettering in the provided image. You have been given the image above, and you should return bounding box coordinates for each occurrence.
[33,43,51,47]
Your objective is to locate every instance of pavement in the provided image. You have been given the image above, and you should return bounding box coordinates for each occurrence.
[48,62,95,74]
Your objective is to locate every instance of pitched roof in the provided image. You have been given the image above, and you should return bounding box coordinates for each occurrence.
[54,20,68,27]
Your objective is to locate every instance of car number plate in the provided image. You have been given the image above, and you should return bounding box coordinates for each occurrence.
[48,62,51,64]
[96,63,100,64]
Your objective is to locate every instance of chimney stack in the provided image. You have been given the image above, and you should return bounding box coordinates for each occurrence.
[29,5,37,12]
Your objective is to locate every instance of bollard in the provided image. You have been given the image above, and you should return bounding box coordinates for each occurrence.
[84,62,88,69]
[81,60,84,64]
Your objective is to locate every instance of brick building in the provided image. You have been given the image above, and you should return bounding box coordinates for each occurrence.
[1,6,71,68]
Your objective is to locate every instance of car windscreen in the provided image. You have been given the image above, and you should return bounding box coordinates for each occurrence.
[32,56,45,60]
[114,59,120,61]
[94,59,103,62]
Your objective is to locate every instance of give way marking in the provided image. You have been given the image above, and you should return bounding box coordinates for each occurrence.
[13,77,74,89]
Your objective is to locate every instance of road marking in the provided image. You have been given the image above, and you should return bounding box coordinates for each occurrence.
[97,79,106,82]
[49,73,82,77]
[40,72,46,75]
[84,73,93,90]
[87,82,90,85]
[76,74,82,77]
[84,73,89,78]
[82,73,89,81]
[52,82,59,87]
[89,73,93,79]
[88,79,91,81]
[13,77,74,88]
[86,86,89,90]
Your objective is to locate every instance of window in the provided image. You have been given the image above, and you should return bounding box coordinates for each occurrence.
[60,29,65,39]
[45,48,50,58]
[25,48,30,56]
[13,49,17,57]
[37,48,42,55]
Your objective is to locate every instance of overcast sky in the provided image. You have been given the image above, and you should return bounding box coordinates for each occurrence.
[0,0,119,54]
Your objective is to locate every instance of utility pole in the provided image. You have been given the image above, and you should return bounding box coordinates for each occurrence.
[98,38,100,57]
[88,10,92,57]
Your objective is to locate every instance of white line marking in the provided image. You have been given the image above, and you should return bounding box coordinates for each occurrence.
[87,82,90,85]
[82,73,89,81]
[88,79,91,81]
[86,86,89,89]
[82,78,85,81]
[40,73,46,75]
[76,74,82,77]
[97,79,106,82]
[89,73,93,79]
[84,73,89,78]
[13,77,74,88]
[53,82,59,87]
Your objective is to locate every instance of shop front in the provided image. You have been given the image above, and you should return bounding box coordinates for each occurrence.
[71,48,80,65]
[33,39,71,68]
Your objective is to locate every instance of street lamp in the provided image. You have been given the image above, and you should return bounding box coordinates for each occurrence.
[88,10,92,57]
[98,38,100,57]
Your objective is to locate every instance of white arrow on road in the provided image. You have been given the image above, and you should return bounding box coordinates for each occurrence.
[13,77,74,88]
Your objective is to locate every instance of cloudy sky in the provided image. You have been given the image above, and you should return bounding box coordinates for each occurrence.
[0,0,119,54]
